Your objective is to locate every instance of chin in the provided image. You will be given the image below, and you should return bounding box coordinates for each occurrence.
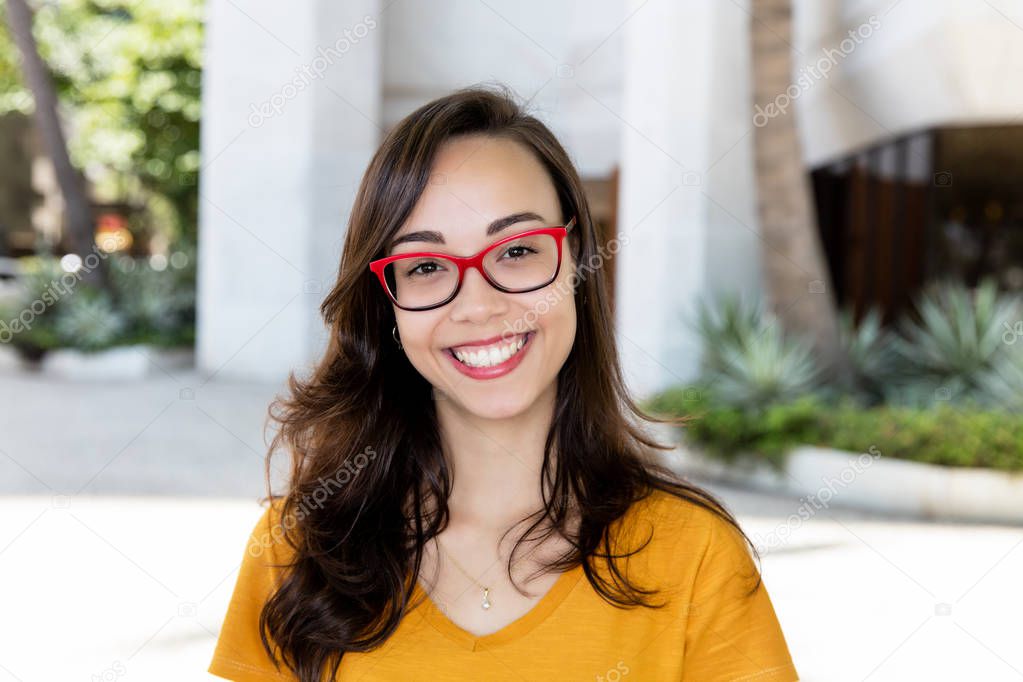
[452,387,537,421]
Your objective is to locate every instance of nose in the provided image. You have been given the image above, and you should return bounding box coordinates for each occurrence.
[447,265,508,324]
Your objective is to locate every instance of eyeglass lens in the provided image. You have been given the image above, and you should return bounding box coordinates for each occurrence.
[383,232,559,309]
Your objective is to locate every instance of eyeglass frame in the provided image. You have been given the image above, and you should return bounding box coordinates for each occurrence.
[368,216,577,311]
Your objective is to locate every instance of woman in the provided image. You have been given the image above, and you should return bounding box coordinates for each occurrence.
[208,84,799,682]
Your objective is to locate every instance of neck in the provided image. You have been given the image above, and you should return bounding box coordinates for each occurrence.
[434,382,558,532]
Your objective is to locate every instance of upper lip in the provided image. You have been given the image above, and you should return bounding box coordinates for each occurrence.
[446,331,530,350]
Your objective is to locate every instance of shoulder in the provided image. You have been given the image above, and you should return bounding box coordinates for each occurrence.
[241,497,298,578]
[625,487,741,542]
[249,497,289,543]
[619,488,756,583]
[642,494,797,680]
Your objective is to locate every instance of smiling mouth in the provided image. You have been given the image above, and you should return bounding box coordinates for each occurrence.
[445,332,532,369]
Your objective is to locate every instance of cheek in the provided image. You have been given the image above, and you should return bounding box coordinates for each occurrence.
[542,296,577,374]
[395,312,442,362]
[524,277,577,346]
[550,264,580,348]
[399,324,446,384]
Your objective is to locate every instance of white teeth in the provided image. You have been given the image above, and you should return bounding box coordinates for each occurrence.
[452,334,527,368]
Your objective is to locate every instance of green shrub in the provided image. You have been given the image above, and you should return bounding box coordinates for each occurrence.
[1,256,66,355]
[645,388,827,471]
[644,389,1023,472]
[53,287,127,351]
[823,405,1023,470]
[109,248,196,347]
[0,252,195,355]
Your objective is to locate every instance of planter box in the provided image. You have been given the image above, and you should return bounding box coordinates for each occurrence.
[5,344,195,380]
[0,344,21,372]
[664,439,1023,525]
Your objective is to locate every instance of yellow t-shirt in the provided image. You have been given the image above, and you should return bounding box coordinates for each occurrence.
[208,489,799,681]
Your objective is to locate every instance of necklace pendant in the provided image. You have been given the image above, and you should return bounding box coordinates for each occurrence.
[481,587,491,610]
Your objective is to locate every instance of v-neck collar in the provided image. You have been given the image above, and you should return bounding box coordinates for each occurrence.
[412,563,584,651]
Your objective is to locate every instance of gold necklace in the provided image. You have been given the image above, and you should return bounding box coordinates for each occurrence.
[433,537,547,611]
[435,539,494,610]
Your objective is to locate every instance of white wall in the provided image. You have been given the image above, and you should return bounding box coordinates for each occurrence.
[381,0,625,177]
[794,0,1023,166]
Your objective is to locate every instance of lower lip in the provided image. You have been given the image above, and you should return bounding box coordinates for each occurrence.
[444,332,534,380]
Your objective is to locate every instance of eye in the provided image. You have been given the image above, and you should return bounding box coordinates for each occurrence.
[502,245,538,260]
[405,260,445,278]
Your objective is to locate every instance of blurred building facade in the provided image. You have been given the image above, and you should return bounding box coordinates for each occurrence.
[799,0,1023,325]
[197,0,1023,396]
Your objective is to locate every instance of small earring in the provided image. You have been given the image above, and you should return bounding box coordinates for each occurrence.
[392,325,402,349]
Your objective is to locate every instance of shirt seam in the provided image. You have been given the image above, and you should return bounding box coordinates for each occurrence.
[728,662,800,681]
[210,656,289,675]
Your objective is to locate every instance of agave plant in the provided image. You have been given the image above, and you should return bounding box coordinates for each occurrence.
[693,294,764,372]
[974,347,1023,412]
[829,307,898,405]
[692,293,821,410]
[888,279,1023,410]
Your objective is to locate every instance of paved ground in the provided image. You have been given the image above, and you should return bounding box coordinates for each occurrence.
[0,360,290,497]
[1,366,1022,681]
[695,479,1023,682]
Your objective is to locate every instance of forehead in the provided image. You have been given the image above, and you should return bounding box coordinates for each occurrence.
[392,135,561,248]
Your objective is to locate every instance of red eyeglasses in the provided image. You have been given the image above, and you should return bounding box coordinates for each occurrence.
[369,216,576,311]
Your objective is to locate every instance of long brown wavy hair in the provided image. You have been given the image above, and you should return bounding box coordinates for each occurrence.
[256,83,760,681]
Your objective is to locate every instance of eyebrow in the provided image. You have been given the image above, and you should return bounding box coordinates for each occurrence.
[387,211,547,253]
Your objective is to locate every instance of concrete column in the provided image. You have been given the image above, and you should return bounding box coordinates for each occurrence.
[616,0,761,398]
[198,0,381,381]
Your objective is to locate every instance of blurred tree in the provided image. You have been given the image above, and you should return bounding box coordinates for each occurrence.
[0,0,202,249]
[3,0,106,287]
[750,0,841,369]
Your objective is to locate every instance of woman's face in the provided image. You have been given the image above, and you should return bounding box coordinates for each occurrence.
[388,134,578,420]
